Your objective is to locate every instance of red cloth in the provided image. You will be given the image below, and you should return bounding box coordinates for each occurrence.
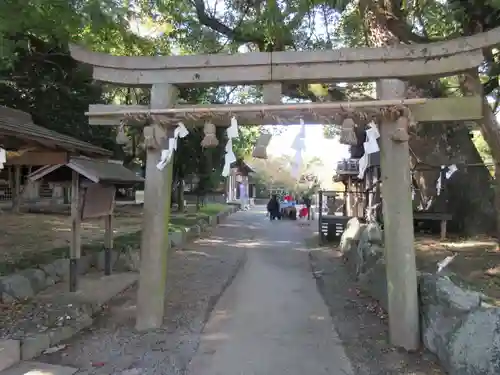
[284,195,292,201]
[299,207,309,218]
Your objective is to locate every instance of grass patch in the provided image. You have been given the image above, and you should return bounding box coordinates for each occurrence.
[0,204,232,276]
[199,203,230,216]
[170,203,230,227]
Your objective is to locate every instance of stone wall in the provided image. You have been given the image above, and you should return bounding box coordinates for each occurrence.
[340,218,500,375]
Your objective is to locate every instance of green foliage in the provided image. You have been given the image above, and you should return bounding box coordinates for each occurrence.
[0,0,164,156]
[251,154,322,196]
[232,127,261,160]
[0,40,115,149]
[1,0,499,208]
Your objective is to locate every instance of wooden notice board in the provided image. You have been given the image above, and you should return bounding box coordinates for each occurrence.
[80,183,116,220]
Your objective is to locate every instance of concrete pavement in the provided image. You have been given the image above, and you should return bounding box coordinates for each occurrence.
[186,206,354,375]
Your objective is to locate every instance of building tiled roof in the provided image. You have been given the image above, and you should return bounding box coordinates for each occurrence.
[28,157,143,185]
[0,106,111,157]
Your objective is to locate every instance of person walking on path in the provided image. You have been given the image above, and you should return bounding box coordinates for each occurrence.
[303,195,312,220]
[267,194,281,220]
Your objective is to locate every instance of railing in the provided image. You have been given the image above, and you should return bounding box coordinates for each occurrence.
[0,184,12,201]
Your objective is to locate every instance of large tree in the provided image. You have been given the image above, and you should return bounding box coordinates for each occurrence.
[3,0,499,235]
[145,0,500,235]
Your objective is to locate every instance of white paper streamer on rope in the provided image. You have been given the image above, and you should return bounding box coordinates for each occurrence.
[175,122,189,139]
[227,116,239,138]
[0,148,5,170]
[222,116,239,177]
[358,121,380,178]
[156,122,189,171]
[364,121,380,154]
[436,164,458,195]
[358,153,368,179]
[291,119,306,178]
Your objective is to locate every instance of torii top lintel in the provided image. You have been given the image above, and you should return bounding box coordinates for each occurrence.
[69,27,500,86]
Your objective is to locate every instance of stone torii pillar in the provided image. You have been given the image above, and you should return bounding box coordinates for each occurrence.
[136,83,177,331]
[377,79,419,351]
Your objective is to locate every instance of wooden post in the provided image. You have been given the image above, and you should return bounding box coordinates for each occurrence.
[347,177,353,216]
[377,79,419,351]
[366,168,372,218]
[440,220,447,240]
[136,83,177,331]
[12,165,21,213]
[318,190,323,243]
[342,182,348,216]
[104,214,113,275]
[104,185,116,275]
[69,170,81,292]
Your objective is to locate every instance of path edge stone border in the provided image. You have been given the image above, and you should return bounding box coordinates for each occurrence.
[96,204,240,273]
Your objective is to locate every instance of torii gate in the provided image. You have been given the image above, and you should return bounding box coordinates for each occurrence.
[69,27,500,351]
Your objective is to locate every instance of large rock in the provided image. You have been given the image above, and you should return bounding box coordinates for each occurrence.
[78,254,94,275]
[198,219,209,231]
[189,224,202,237]
[355,225,384,277]
[0,274,34,301]
[448,309,500,374]
[40,262,60,285]
[51,259,70,280]
[21,333,50,360]
[96,248,140,273]
[0,339,20,371]
[419,273,500,375]
[365,223,383,244]
[339,218,365,274]
[341,220,384,279]
[20,269,47,293]
[339,217,363,254]
[169,231,185,248]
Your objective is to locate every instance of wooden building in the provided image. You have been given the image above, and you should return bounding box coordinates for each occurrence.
[28,157,143,291]
[0,106,111,211]
[226,160,256,205]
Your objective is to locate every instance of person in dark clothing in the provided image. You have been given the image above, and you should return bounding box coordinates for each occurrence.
[267,194,281,220]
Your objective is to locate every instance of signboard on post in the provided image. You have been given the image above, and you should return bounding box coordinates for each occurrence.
[80,183,116,220]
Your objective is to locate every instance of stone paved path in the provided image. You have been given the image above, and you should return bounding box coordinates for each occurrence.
[186,207,355,375]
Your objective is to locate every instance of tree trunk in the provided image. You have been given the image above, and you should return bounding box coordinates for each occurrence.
[177,179,185,212]
[460,71,500,238]
[361,1,495,235]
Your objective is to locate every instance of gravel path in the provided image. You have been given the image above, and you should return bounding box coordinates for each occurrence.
[38,212,250,375]
[308,244,444,375]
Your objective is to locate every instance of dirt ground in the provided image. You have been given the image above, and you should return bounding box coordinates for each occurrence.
[38,214,250,375]
[0,205,144,265]
[309,247,444,375]
[0,204,227,267]
[414,234,500,300]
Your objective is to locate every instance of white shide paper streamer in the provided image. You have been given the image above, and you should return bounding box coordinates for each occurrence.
[0,148,5,170]
[358,121,380,179]
[222,116,239,177]
[291,119,306,179]
[156,122,189,171]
